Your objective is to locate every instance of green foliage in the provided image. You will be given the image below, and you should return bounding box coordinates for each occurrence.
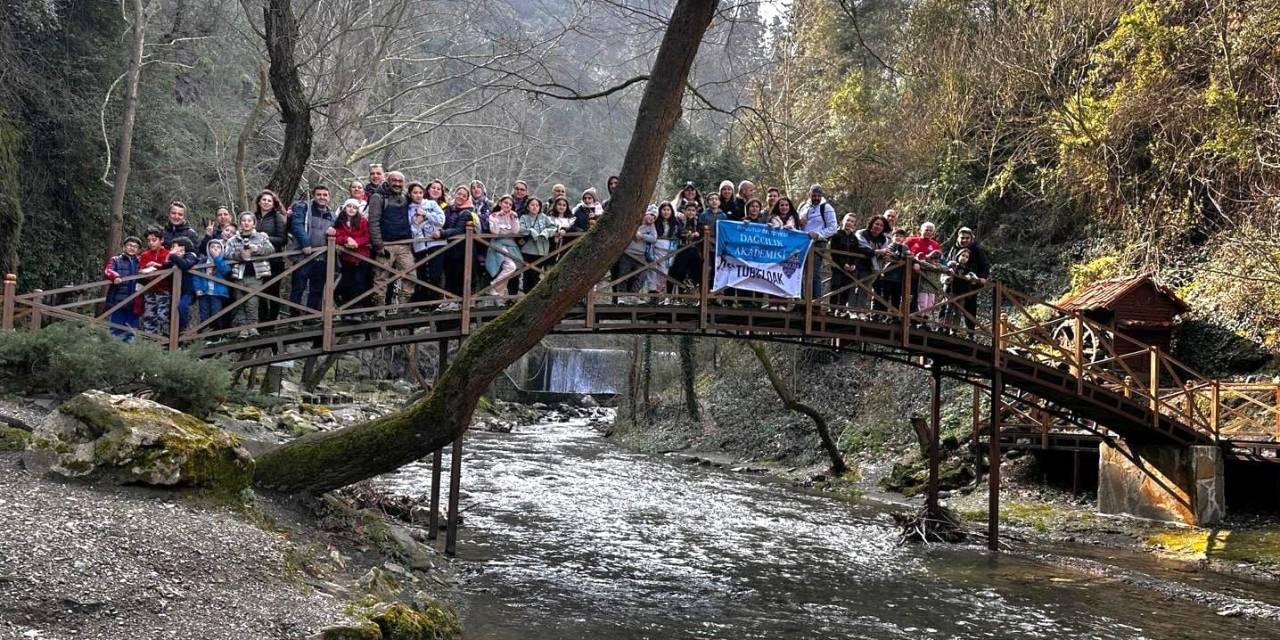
[1,0,122,288]
[663,122,747,197]
[1068,255,1122,293]
[0,109,23,274]
[0,324,230,416]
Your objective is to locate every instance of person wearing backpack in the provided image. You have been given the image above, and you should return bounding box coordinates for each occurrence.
[798,184,838,303]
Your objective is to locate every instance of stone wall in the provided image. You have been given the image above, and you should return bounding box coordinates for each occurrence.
[1097,441,1224,525]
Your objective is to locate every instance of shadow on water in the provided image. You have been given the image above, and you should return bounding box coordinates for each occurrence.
[381,418,1278,640]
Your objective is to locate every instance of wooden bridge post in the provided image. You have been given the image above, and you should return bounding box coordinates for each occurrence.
[971,384,982,483]
[168,272,182,351]
[30,290,43,331]
[989,370,1003,551]
[1274,384,1280,440]
[988,282,1004,552]
[991,281,1003,367]
[1210,381,1220,439]
[1072,314,1084,394]
[927,362,942,517]
[2,274,15,331]
[1183,382,1194,423]
[802,243,814,336]
[445,434,464,557]
[461,226,473,335]
[1040,409,1050,449]
[322,236,336,352]
[900,262,912,347]
[428,340,448,542]
[1149,346,1160,428]
[698,226,710,331]
[1269,381,1280,442]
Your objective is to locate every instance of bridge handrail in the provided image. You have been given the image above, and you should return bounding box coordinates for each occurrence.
[4,226,1276,444]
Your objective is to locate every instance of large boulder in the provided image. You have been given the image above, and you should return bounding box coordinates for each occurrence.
[23,390,254,492]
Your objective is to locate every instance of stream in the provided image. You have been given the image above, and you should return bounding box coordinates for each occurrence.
[381,416,1280,640]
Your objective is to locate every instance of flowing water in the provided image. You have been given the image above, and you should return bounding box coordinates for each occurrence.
[381,417,1280,640]
[544,348,628,395]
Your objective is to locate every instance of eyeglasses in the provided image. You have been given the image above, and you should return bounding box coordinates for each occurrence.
[514,186,527,192]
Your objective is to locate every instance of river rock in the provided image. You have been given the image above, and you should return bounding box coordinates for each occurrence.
[234,405,264,421]
[578,394,599,408]
[22,390,254,492]
[310,622,382,640]
[0,425,31,451]
[279,409,319,436]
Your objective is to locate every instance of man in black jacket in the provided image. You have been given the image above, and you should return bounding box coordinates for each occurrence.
[162,201,200,248]
[368,171,415,310]
[945,226,991,328]
[365,163,386,198]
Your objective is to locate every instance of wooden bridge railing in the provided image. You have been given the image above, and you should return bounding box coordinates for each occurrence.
[3,225,1277,443]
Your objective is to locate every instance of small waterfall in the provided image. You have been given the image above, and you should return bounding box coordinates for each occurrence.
[545,348,627,394]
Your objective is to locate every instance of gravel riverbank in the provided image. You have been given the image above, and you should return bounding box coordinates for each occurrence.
[0,452,356,640]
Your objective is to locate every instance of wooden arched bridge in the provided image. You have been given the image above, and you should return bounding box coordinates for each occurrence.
[3,229,1276,539]
[5,230,1274,448]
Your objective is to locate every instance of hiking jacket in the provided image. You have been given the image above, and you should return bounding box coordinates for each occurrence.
[191,255,231,297]
[333,215,371,265]
[369,190,413,248]
[224,231,274,280]
[289,200,336,250]
[103,254,140,306]
[163,222,200,249]
[799,198,838,240]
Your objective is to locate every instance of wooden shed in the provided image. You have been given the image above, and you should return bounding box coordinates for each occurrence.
[1056,274,1189,376]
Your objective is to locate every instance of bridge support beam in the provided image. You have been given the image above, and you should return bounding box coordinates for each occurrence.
[987,371,1002,551]
[1097,441,1224,526]
[445,436,463,557]
[926,363,941,517]
[429,340,448,543]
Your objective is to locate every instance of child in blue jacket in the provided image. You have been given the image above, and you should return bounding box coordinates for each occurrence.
[192,238,232,329]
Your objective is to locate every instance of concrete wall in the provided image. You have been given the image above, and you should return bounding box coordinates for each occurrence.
[1097,441,1224,525]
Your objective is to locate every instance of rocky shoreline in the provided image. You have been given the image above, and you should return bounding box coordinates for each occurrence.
[0,390,472,640]
[0,388,614,640]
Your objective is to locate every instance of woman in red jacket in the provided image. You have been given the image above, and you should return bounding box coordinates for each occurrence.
[904,222,940,259]
[333,198,372,311]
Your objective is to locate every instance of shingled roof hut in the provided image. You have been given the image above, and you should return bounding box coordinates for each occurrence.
[1057,273,1189,377]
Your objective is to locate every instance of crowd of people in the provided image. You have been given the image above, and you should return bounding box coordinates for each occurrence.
[101,166,991,342]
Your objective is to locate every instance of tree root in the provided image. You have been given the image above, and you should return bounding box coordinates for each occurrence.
[893,506,967,545]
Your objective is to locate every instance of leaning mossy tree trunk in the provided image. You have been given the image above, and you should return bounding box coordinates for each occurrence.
[747,341,849,476]
[253,0,720,493]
